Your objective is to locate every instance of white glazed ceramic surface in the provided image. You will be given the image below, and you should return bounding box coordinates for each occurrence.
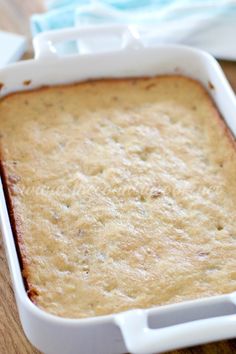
[0,25,236,354]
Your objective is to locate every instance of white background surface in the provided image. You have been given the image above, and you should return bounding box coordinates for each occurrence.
[0,31,27,67]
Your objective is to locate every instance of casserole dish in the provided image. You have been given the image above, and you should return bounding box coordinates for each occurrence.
[0,25,236,354]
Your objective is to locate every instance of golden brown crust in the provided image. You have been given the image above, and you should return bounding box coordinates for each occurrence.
[0,155,34,297]
[2,74,235,150]
[0,75,235,318]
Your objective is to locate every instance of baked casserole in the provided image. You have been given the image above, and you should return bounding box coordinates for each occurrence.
[0,76,235,318]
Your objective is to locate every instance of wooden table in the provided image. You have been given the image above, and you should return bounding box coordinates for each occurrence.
[0,1,236,353]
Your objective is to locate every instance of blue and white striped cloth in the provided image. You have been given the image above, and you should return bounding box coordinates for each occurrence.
[31,0,236,59]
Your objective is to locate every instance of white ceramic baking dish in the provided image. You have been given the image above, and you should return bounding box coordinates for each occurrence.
[0,25,236,354]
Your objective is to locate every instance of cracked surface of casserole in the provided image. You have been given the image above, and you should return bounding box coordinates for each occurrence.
[0,76,235,318]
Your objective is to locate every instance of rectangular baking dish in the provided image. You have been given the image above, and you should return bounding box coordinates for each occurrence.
[0,25,236,354]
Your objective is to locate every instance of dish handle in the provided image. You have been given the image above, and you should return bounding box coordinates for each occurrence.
[32,24,142,60]
[115,293,236,354]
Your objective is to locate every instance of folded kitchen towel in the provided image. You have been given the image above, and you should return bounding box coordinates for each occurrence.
[31,0,236,60]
